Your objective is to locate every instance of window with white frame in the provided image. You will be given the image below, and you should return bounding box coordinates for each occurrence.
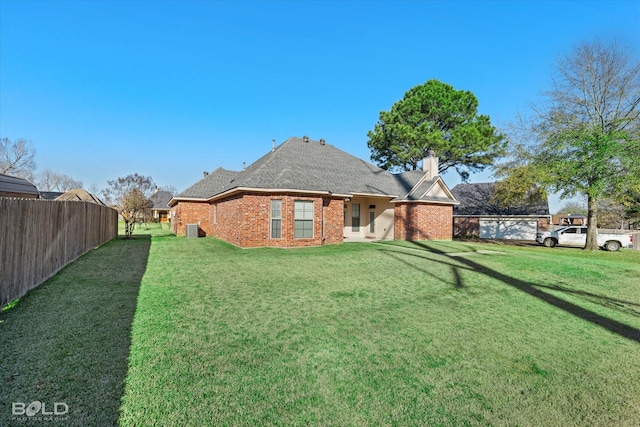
[271,199,282,238]
[294,200,314,238]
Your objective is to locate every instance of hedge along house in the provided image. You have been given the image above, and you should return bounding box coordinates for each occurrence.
[169,136,459,248]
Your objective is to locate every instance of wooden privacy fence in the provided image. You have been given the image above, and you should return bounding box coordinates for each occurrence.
[0,198,118,307]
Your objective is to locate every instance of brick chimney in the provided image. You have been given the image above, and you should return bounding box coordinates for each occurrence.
[423,149,439,179]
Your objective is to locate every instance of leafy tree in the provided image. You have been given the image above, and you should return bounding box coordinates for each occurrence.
[496,40,640,249]
[624,191,640,229]
[596,199,629,229]
[557,201,587,216]
[367,79,506,180]
[0,138,36,181]
[104,174,155,238]
[37,169,83,192]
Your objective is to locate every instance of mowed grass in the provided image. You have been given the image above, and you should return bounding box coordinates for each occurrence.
[2,223,640,426]
[120,231,640,426]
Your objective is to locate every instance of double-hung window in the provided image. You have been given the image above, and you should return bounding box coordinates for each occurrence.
[271,200,282,238]
[294,200,314,238]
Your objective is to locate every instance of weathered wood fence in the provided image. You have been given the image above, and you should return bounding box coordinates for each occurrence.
[0,198,118,307]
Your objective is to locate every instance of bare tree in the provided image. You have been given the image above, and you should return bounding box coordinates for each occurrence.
[103,174,155,238]
[557,201,587,216]
[0,138,36,181]
[37,169,83,192]
[158,184,178,195]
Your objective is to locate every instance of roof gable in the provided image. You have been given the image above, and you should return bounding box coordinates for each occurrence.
[451,182,549,216]
[54,189,106,205]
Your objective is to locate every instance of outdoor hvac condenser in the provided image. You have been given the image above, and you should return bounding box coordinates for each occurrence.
[186,224,199,238]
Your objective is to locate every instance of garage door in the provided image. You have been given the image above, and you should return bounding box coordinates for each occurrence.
[479,220,538,240]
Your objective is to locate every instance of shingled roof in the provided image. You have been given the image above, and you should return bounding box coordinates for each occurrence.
[172,137,457,205]
[0,174,39,198]
[451,182,549,216]
[149,190,173,210]
[54,189,106,205]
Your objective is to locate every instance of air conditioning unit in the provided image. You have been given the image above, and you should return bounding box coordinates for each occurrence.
[186,224,199,238]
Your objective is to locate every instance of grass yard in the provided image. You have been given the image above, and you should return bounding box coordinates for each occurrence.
[2,223,639,426]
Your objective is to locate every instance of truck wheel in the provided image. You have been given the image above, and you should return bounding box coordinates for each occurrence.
[543,238,556,248]
[605,241,621,251]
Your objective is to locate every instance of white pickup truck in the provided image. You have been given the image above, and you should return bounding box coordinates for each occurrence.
[536,226,634,251]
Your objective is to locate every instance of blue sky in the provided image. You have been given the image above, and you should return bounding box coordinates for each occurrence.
[1,0,638,211]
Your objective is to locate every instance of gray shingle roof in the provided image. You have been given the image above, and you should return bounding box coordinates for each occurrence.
[149,190,173,210]
[451,182,549,216]
[174,137,454,203]
[0,174,39,197]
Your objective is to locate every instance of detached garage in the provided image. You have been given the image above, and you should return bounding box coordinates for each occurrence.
[479,218,539,240]
[451,183,550,240]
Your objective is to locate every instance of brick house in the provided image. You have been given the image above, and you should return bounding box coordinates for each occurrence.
[149,188,173,223]
[451,182,550,240]
[169,136,458,248]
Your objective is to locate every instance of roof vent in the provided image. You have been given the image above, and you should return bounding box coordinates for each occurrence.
[319,138,326,145]
[203,171,209,177]
[303,135,309,143]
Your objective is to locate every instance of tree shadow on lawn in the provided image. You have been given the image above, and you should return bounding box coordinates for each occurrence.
[0,235,151,426]
[378,241,640,344]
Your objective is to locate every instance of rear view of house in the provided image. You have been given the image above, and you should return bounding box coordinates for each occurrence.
[169,136,458,247]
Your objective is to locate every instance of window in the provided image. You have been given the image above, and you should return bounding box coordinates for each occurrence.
[369,211,375,233]
[271,200,282,238]
[352,204,360,232]
[294,200,314,238]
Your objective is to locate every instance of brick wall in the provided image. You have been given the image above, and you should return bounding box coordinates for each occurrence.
[394,203,453,240]
[174,194,455,245]
[171,201,210,236]
[322,197,345,245]
[173,192,345,247]
[453,217,480,238]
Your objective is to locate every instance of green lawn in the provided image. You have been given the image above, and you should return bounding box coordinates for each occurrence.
[2,223,639,426]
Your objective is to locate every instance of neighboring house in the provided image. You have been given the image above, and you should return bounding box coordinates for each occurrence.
[169,136,459,248]
[54,188,106,205]
[149,188,173,223]
[552,213,587,226]
[39,191,64,200]
[0,173,39,199]
[451,182,550,240]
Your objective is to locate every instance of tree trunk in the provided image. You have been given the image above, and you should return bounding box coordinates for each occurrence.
[585,195,599,250]
[124,220,134,239]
